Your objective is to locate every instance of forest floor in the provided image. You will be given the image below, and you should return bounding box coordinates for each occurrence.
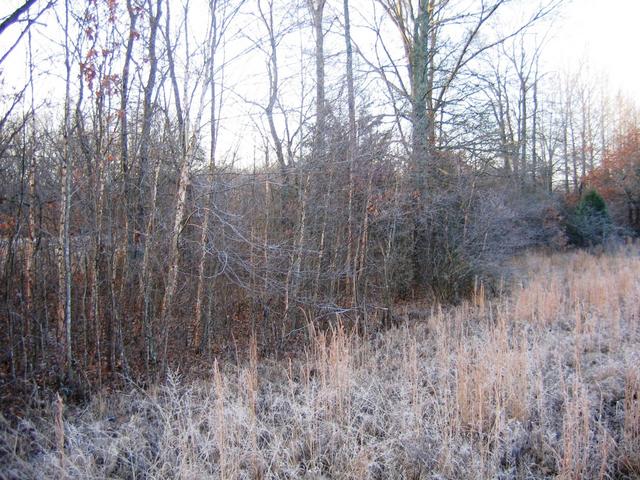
[1,249,640,479]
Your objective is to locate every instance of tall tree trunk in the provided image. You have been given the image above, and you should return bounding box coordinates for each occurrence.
[57,0,73,376]
[159,0,190,371]
[531,73,538,184]
[354,170,373,334]
[194,0,221,352]
[406,0,432,287]
[285,172,310,335]
[519,76,527,182]
[25,25,37,370]
[563,118,569,193]
[580,93,587,180]
[570,115,578,191]
[139,156,161,369]
[409,0,433,192]
[136,0,162,258]
[136,0,162,368]
[309,0,326,157]
[160,0,208,368]
[259,0,286,177]
[343,0,357,306]
[313,166,333,304]
[90,176,104,385]
[121,0,138,278]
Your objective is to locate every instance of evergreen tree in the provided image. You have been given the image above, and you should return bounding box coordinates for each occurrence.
[568,189,612,246]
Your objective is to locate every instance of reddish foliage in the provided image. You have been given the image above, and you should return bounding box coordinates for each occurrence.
[583,126,640,228]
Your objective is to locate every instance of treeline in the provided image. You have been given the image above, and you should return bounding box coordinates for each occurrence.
[0,0,638,388]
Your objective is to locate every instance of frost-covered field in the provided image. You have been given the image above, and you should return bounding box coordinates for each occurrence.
[2,250,640,479]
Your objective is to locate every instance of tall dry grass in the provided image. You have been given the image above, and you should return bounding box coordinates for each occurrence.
[2,248,640,479]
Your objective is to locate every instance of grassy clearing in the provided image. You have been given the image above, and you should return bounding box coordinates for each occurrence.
[2,249,640,479]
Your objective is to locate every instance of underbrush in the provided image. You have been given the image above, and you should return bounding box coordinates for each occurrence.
[2,249,640,479]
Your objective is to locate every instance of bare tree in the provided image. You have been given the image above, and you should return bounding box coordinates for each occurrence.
[308,0,326,156]
[0,0,55,67]
[343,0,357,310]
[194,0,244,353]
[57,0,72,375]
[137,0,163,369]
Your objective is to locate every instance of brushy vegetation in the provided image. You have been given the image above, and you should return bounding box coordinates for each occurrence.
[567,190,616,247]
[2,248,640,479]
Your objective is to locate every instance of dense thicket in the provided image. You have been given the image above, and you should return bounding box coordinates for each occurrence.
[0,0,638,391]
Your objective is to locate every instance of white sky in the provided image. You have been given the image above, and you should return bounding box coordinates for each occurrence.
[545,0,640,101]
[1,0,639,157]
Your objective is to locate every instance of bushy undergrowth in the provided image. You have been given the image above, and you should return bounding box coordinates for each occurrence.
[2,249,640,479]
[403,184,563,302]
[567,189,616,247]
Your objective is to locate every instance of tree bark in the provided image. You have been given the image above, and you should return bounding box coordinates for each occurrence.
[136,0,162,368]
[309,0,326,157]
[343,0,357,305]
[158,0,190,371]
[57,0,73,376]
[194,0,224,352]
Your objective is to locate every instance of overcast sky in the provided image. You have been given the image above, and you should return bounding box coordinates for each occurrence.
[545,0,640,101]
[1,0,638,165]
[2,0,639,100]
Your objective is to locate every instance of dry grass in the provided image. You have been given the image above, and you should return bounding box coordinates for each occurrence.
[2,248,640,479]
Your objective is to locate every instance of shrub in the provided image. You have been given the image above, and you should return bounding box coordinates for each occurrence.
[567,189,613,246]
[410,182,559,302]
